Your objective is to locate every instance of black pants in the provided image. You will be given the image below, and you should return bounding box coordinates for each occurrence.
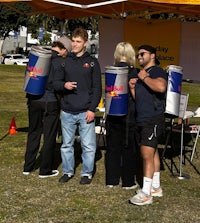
[105,114,137,187]
[24,100,60,175]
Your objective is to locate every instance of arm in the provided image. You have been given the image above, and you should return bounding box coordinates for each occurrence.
[88,59,102,112]
[129,78,138,99]
[138,69,167,93]
[52,61,66,93]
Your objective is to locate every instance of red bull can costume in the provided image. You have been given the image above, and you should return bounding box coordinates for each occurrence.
[105,66,129,116]
[24,46,52,95]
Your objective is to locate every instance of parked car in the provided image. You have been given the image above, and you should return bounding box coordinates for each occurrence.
[2,54,29,65]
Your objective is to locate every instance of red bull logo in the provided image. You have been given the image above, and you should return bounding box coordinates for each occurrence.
[105,66,128,115]
[28,71,37,78]
[24,46,52,95]
[27,66,43,75]
[27,66,44,80]
[109,91,119,97]
[83,63,90,68]
[106,85,124,92]
[106,85,124,97]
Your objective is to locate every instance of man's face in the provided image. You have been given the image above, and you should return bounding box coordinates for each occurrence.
[136,50,152,67]
[52,46,67,57]
[58,48,68,57]
[72,36,87,56]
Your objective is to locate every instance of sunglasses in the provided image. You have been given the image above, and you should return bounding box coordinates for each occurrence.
[136,52,150,58]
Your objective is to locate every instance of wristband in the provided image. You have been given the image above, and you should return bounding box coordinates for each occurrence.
[142,75,149,81]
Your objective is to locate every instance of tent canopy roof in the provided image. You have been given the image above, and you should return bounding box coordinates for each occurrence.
[1,0,200,19]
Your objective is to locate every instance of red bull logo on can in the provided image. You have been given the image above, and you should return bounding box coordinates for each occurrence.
[105,66,129,116]
[29,71,37,77]
[106,85,124,92]
[106,85,124,98]
[27,66,43,75]
[24,46,51,95]
[27,66,44,80]
[108,91,119,97]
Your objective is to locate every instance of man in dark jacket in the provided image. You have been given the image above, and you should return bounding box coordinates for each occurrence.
[23,37,72,178]
[53,28,102,185]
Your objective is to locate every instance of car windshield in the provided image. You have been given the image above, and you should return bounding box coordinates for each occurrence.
[13,55,24,59]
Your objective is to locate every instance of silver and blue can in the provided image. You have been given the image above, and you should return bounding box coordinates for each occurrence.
[105,66,128,116]
[165,65,183,117]
[24,46,52,95]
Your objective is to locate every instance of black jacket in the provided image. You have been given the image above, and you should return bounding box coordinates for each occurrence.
[53,51,102,114]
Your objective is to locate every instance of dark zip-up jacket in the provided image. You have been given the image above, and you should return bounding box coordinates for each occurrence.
[53,51,102,114]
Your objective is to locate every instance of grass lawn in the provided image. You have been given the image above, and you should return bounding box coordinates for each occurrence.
[0,64,200,223]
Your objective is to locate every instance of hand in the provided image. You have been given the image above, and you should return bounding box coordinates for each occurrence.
[129,78,138,89]
[138,69,149,81]
[64,81,77,90]
[85,110,95,123]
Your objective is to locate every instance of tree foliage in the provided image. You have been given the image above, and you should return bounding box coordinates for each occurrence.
[0,2,100,41]
[1,1,199,42]
[66,16,100,34]
[31,29,52,46]
[0,3,32,39]
[27,14,61,35]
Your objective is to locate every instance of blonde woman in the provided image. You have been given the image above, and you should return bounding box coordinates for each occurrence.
[105,42,138,189]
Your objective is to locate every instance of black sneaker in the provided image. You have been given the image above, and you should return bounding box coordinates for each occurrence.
[59,174,73,183]
[39,170,59,178]
[80,176,92,185]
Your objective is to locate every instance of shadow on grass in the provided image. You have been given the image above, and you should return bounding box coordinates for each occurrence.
[0,132,9,141]
[0,127,28,141]
[33,139,103,177]
[16,127,29,132]
[159,130,200,176]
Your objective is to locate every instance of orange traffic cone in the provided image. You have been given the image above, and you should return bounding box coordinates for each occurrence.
[9,117,17,135]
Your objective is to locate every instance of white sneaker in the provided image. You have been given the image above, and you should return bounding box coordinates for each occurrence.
[23,171,31,175]
[122,184,138,190]
[23,169,34,175]
[107,185,114,188]
[151,187,163,197]
[39,170,59,178]
[129,189,153,206]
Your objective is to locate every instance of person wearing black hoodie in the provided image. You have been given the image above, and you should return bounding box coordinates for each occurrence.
[53,28,102,185]
[23,37,72,178]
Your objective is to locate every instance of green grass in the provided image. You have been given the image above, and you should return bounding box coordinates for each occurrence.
[0,64,200,223]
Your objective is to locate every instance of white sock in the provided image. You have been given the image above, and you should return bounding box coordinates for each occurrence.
[142,177,152,196]
[152,172,160,189]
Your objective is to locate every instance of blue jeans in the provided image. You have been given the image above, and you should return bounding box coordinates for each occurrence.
[61,111,96,177]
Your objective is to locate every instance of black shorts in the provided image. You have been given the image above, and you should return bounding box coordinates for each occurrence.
[136,114,165,149]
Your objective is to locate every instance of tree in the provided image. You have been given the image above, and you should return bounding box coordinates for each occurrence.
[0,2,100,39]
[66,16,100,34]
[0,3,62,53]
[0,3,32,39]
[0,2,100,53]
[31,29,52,46]
[27,14,61,36]
[28,14,61,45]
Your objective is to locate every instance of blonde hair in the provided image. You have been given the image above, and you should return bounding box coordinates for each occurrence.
[114,42,136,67]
